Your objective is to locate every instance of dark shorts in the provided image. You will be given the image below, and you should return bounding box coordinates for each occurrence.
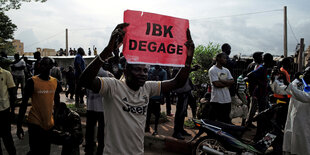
[209,102,231,124]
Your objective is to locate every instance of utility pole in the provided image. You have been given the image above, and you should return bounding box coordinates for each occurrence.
[298,38,304,72]
[284,6,288,57]
[66,28,68,56]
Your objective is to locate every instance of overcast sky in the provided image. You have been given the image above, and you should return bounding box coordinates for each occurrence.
[6,0,310,56]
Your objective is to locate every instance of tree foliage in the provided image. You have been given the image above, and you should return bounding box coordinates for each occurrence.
[0,11,16,55]
[0,0,47,11]
[0,11,16,41]
[190,43,221,86]
[0,41,15,55]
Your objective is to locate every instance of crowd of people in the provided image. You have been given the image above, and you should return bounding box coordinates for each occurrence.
[0,22,309,155]
[56,46,98,56]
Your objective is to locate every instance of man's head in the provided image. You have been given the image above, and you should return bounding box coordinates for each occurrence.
[39,57,54,76]
[34,51,41,60]
[221,43,231,56]
[252,51,263,64]
[54,102,69,122]
[281,57,291,70]
[155,65,160,70]
[68,66,74,72]
[124,62,149,90]
[14,53,19,60]
[77,48,85,56]
[215,52,227,66]
[263,53,274,68]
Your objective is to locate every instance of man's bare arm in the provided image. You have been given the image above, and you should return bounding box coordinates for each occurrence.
[17,78,33,139]
[213,79,234,88]
[161,29,195,94]
[212,81,227,88]
[79,23,129,93]
[221,79,234,86]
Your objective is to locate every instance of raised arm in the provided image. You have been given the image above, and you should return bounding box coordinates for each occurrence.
[161,29,195,94]
[286,83,310,103]
[79,23,129,93]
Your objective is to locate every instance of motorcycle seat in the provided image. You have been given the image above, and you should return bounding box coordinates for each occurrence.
[202,119,246,136]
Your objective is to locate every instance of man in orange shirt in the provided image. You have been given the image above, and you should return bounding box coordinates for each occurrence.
[17,57,62,155]
[274,58,291,103]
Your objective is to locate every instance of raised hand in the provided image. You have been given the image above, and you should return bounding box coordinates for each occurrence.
[184,28,195,57]
[107,23,130,51]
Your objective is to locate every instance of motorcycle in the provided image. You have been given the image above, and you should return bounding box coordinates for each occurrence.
[190,104,284,155]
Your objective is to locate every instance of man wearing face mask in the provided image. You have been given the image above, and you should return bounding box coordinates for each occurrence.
[270,67,310,155]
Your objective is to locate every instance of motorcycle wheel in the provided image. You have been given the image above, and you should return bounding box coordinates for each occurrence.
[192,136,227,155]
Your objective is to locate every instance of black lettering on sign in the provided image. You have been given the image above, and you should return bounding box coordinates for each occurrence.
[145,23,173,38]
[152,23,162,36]
[148,42,157,52]
[167,44,175,54]
[139,41,147,51]
[129,40,137,50]
[146,23,151,35]
[157,43,166,53]
[177,45,183,55]
[128,39,183,55]
[163,25,173,38]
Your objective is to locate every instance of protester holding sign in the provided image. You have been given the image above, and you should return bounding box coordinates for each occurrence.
[79,11,194,154]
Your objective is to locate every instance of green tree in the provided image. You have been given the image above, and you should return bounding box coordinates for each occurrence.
[0,11,16,55]
[1,0,47,11]
[190,42,221,86]
[0,40,15,55]
[0,11,16,40]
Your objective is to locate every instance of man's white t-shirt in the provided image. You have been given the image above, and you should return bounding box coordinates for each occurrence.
[11,59,26,77]
[98,77,160,155]
[209,65,233,103]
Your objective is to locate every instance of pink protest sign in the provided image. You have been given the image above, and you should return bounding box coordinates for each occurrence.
[123,10,189,66]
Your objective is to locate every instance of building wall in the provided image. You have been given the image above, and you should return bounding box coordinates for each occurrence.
[42,48,56,56]
[12,40,24,55]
